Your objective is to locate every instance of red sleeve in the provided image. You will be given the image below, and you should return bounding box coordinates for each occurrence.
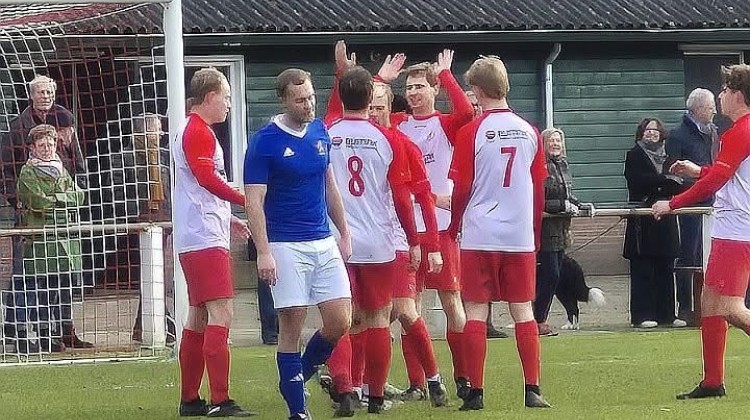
[183,120,244,206]
[531,128,548,252]
[390,112,409,128]
[670,130,750,209]
[437,69,474,145]
[404,137,439,253]
[383,128,418,246]
[324,74,344,127]
[447,122,478,239]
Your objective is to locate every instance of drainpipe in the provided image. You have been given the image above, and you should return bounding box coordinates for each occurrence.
[544,43,562,129]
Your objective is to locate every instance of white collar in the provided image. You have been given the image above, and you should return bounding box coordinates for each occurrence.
[273,114,308,138]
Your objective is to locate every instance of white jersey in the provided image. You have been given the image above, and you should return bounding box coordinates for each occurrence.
[712,114,750,242]
[172,115,232,253]
[398,114,453,232]
[328,118,410,263]
[454,110,544,252]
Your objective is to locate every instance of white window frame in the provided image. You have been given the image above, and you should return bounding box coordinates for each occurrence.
[679,44,746,64]
[184,55,247,187]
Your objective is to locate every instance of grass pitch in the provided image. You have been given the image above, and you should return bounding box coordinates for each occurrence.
[1,329,749,419]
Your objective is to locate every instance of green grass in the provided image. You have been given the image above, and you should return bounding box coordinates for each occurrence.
[1,329,749,419]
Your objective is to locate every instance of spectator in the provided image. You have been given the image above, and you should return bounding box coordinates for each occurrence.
[666,88,719,324]
[7,125,91,352]
[2,75,85,207]
[248,238,278,345]
[534,128,594,336]
[624,118,687,329]
[124,113,176,344]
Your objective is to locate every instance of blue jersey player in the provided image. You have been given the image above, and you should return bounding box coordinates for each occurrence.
[244,68,352,420]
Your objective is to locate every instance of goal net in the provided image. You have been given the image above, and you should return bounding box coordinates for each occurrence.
[0,1,178,363]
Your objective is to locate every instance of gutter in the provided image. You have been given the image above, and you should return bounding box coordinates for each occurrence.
[544,43,562,129]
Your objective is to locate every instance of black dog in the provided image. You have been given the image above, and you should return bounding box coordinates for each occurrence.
[555,255,606,330]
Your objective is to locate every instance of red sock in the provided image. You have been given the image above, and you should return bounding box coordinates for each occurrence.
[401,331,426,387]
[701,316,728,387]
[365,328,392,397]
[406,317,439,379]
[327,333,353,394]
[515,320,541,386]
[203,325,231,404]
[463,320,487,388]
[179,328,205,402]
[350,330,368,388]
[447,330,467,379]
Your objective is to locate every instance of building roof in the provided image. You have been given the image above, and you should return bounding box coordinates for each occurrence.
[1,0,748,35]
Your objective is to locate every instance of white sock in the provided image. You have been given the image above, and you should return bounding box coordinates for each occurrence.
[427,374,441,382]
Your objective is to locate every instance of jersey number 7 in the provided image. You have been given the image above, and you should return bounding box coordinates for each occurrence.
[500,146,517,188]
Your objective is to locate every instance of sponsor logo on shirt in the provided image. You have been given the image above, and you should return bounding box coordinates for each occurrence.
[485,130,496,142]
[332,136,343,147]
[423,152,435,164]
[345,137,378,150]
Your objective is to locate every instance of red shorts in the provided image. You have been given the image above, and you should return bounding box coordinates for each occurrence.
[705,238,750,297]
[460,250,536,303]
[417,232,461,292]
[392,251,417,299]
[348,260,398,311]
[179,247,234,307]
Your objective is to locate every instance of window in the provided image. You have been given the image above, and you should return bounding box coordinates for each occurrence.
[183,56,247,186]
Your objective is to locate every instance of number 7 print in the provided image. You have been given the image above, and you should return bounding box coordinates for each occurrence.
[500,146,516,187]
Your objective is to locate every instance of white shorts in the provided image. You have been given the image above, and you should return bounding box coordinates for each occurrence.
[270,236,351,309]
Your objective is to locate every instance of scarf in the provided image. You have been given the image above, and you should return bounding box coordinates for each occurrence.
[637,140,667,174]
[27,155,65,179]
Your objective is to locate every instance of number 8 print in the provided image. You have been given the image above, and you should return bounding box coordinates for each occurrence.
[348,155,365,196]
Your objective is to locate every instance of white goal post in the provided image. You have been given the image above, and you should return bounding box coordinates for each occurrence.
[0,0,186,364]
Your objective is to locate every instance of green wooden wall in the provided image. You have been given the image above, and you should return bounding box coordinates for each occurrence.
[553,58,686,204]
[245,58,541,136]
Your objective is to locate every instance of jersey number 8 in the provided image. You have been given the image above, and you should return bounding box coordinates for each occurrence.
[348,156,365,196]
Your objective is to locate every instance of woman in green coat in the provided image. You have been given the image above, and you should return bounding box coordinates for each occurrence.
[15,124,91,351]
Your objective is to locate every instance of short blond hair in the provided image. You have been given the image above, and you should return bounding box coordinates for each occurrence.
[373,82,394,106]
[29,75,56,95]
[26,124,57,145]
[405,62,439,87]
[189,67,228,106]
[465,56,510,100]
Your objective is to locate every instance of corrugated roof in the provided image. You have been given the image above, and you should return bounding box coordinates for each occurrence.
[2,0,749,34]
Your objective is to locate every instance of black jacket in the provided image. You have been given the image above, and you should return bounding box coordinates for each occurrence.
[541,156,579,252]
[622,145,686,259]
[666,114,717,205]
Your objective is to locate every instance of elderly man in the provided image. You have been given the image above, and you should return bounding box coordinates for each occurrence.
[666,88,719,325]
[2,75,85,208]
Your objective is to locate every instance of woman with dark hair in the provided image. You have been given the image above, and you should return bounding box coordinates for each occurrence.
[624,118,687,328]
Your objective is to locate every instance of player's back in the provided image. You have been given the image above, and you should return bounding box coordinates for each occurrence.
[460,109,539,252]
[328,118,403,263]
[713,113,750,241]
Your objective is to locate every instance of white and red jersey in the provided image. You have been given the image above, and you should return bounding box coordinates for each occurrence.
[328,118,415,263]
[395,69,474,232]
[449,109,546,252]
[390,137,439,252]
[671,113,750,242]
[172,114,244,253]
